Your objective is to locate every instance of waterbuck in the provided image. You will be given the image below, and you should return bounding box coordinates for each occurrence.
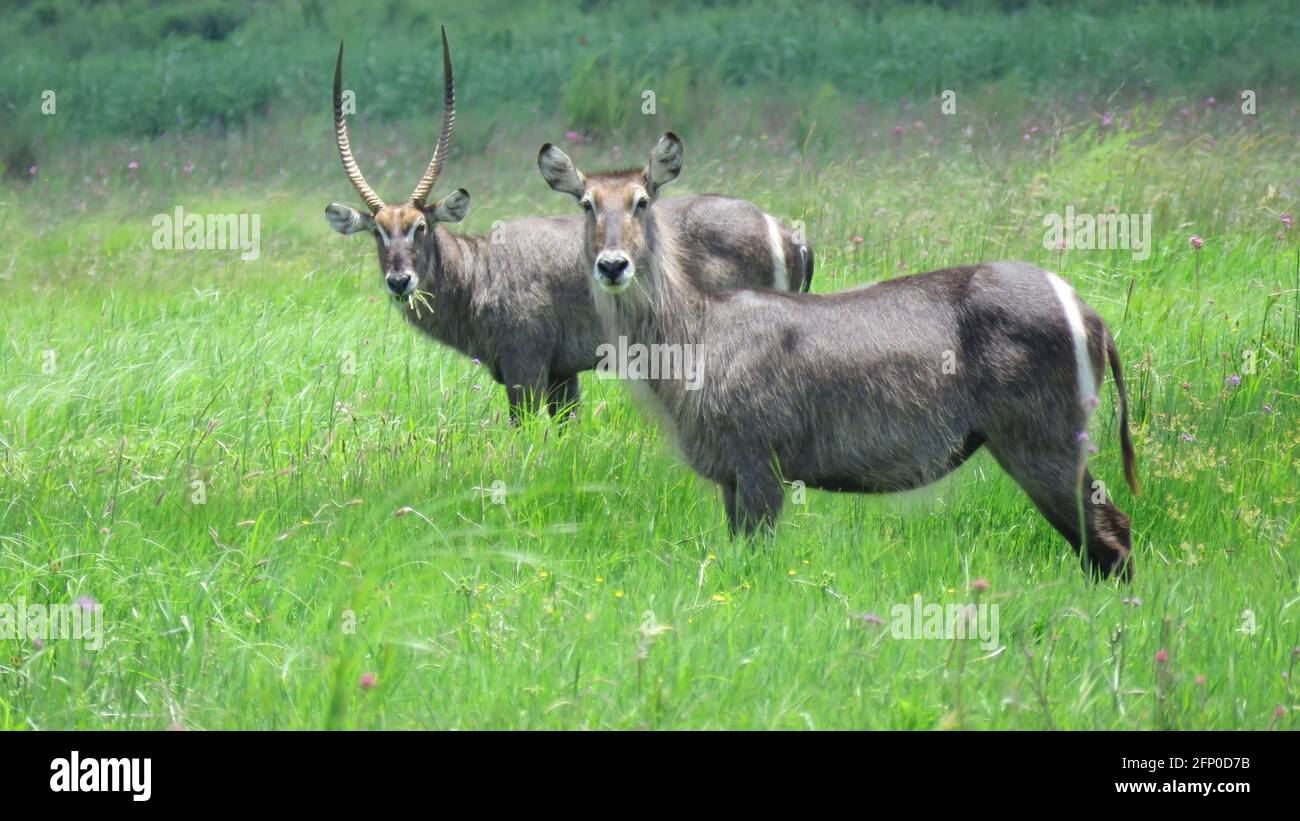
[323,31,811,423]
[540,132,1140,579]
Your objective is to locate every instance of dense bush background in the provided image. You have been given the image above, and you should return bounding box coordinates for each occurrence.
[3,0,1296,146]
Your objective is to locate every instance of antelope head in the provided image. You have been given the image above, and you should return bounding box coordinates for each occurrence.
[324,27,470,301]
[537,132,683,293]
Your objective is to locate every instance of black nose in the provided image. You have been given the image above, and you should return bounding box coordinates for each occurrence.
[386,274,411,293]
[597,256,629,277]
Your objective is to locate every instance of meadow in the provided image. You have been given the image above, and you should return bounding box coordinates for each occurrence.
[1,0,1298,729]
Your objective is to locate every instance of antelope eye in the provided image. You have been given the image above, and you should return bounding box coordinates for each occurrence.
[580,197,594,213]
[633,196,649,213]
[413,221,426,235]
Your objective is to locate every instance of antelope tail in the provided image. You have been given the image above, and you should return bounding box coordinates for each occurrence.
[799,243,813,293]
[1107,333,1140,495]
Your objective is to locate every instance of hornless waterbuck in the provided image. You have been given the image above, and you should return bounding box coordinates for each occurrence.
[540,132,1140,579]
[323,32,811,424]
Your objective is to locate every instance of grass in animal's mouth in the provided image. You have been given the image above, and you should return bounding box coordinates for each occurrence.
[406,290,435,316]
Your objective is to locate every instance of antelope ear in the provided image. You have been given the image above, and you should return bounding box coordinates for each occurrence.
[538,143,586,199]
[325,203,375,235]
[645,132,683,196]
[428,188,470,223]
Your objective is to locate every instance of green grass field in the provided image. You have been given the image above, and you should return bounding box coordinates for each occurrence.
[1,0,1298,729]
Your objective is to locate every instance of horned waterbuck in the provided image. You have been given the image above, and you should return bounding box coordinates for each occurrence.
[540,132,1140,579]
[323,31,811,424]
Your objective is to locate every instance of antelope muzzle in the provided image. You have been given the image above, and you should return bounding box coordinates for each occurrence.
[594,251,634,292]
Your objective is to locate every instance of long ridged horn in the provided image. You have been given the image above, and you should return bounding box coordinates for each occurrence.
[334,41,384,213]
[409,26,456,208]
